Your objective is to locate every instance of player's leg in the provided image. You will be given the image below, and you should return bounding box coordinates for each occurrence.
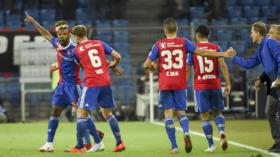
[98,86,124,152]
[212,89,227,151]
[174,89,192,153]
[195,90,215,152]
[39,85,67,152]
[160,90,178,153]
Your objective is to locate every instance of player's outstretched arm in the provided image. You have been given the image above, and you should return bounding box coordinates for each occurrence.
[24,12,52,42]
[195,47,236,58]
[218,58,231,96]
[108,50,122,68]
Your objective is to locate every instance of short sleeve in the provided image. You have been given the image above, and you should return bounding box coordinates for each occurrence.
[51,37,59,48]
[184,39,197,54]
[102,42,113,55]
[148,44,159,61]
[186,53,194,66]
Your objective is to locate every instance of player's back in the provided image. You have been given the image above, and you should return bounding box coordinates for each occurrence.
[74,40,111,87]
[156,37,188,90]
[190,41,221,90]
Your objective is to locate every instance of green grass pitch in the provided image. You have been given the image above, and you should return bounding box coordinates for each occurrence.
[0,120,277,157]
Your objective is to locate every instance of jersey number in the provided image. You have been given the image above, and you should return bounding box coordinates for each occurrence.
[88,49,102,68]
[161,50,183,70]
[197,56,213,73]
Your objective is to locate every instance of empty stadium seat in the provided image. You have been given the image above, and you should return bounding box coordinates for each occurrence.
[75,9,91,20]
[7,21,22,31]
[227,7,242,18]
[40,9,55,21]
[112,19,128,27]
[230,17,247,25]
[211,18,228,25]
[243,6,260,18]
[225,0,237,6]
[96,31,113,45]
[240,0,255,6]
[239,29,250,41]
[230,41,247,56]
[95,20,111,28]
[248,17,267,24]
[191,18,208,25]
[113,31,129,42]
[176,18,188,27]
[217,29,233,41]
[255,0,271,6]
[189,7,205,18]
[261,6,277,20]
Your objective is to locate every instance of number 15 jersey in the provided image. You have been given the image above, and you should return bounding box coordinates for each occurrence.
[187,41,221,90]
[73,40,112,87]
[149,37,197,90]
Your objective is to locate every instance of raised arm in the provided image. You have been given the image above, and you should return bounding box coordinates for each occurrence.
[24,13,52,42]
[195,47,236,58]
[232,54,260,69]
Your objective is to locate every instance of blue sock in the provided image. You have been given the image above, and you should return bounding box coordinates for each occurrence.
[107,115,122,145]
[202,120,214,147]
[86,117,101,144]
[178,114,189,135]
[165,117,177,149]
[47,116,59,143]
[215,115,225,133]
[76,118,88,148]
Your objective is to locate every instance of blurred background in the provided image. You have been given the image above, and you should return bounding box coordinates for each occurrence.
[0,0,279,123]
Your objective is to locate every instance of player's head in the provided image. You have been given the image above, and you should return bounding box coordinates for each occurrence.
[72,25,88,44]
[195,25,209,42]
[251,21,268,44]
[163,17,178,36]
[55,20,71,46]
[268,24,280,42]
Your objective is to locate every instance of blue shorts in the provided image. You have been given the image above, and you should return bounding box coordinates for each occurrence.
[52,83,80,108]
[78,86,116,110]
[159,89,187,110]
[194,89,224,113]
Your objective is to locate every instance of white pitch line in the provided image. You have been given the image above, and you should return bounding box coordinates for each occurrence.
[152,121,280,157]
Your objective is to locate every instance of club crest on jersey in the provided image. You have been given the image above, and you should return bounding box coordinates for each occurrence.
[80,46,85,51]
[161,43,166,49]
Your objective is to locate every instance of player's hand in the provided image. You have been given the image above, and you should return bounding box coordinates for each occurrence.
[24,12,35,23]
[150,62,159,72]
[274,78,280,88]
[107,61,117,68]
[255,79,262,90]
[111,66,124,75]
[224,85,231,96]
[223,47,236,58]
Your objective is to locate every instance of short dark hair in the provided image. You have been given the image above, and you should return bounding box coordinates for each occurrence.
[163,17,177,34]
[195,25,210,38]
[72,25,87,37]
[55,20,68,28]
[252,21,267,36]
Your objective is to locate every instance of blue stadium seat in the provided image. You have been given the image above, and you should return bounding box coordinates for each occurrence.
[240,0,255,6]
[189,7,205,18]
[239,29,250,41]
[191,18,208,25]
[67,20,77,27]
[248,17,267,24]
[6,14,21,22]
[217,30,233,41]
[227,7,242,18]
[77,19,93,26]
[255,0,271,6]
[78,0,89,8]
[113,42,129,53]
[261,6,277,20]
[112,19,128,27]
[273,0,280,7]
[25,9,40,19]
[24,22,35,31]
[40,9,55,21]
[42,21,54,30]
[177,30,190,38]
[96,31,113,45]
[176,18,188,27]
[230,41,247,56]
[217,41,229,51]
[225,0,237,6]
[230,17,247,25]
[75,8,91,20]
[95,20,111,28]
[113,31,129,42]
[243,7,260,18]
[211,18,228,25]
[7,21,22,31]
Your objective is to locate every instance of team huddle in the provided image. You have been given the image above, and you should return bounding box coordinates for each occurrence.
[27,11,280,154]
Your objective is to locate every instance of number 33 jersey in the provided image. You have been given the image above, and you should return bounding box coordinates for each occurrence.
[73,40,112,87]
[187,41,221,90]
[149,37,197,90]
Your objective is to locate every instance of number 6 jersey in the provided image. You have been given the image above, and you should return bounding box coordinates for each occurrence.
[149,37,197,90]
[73,40,112,87]
[187,41,221,90]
